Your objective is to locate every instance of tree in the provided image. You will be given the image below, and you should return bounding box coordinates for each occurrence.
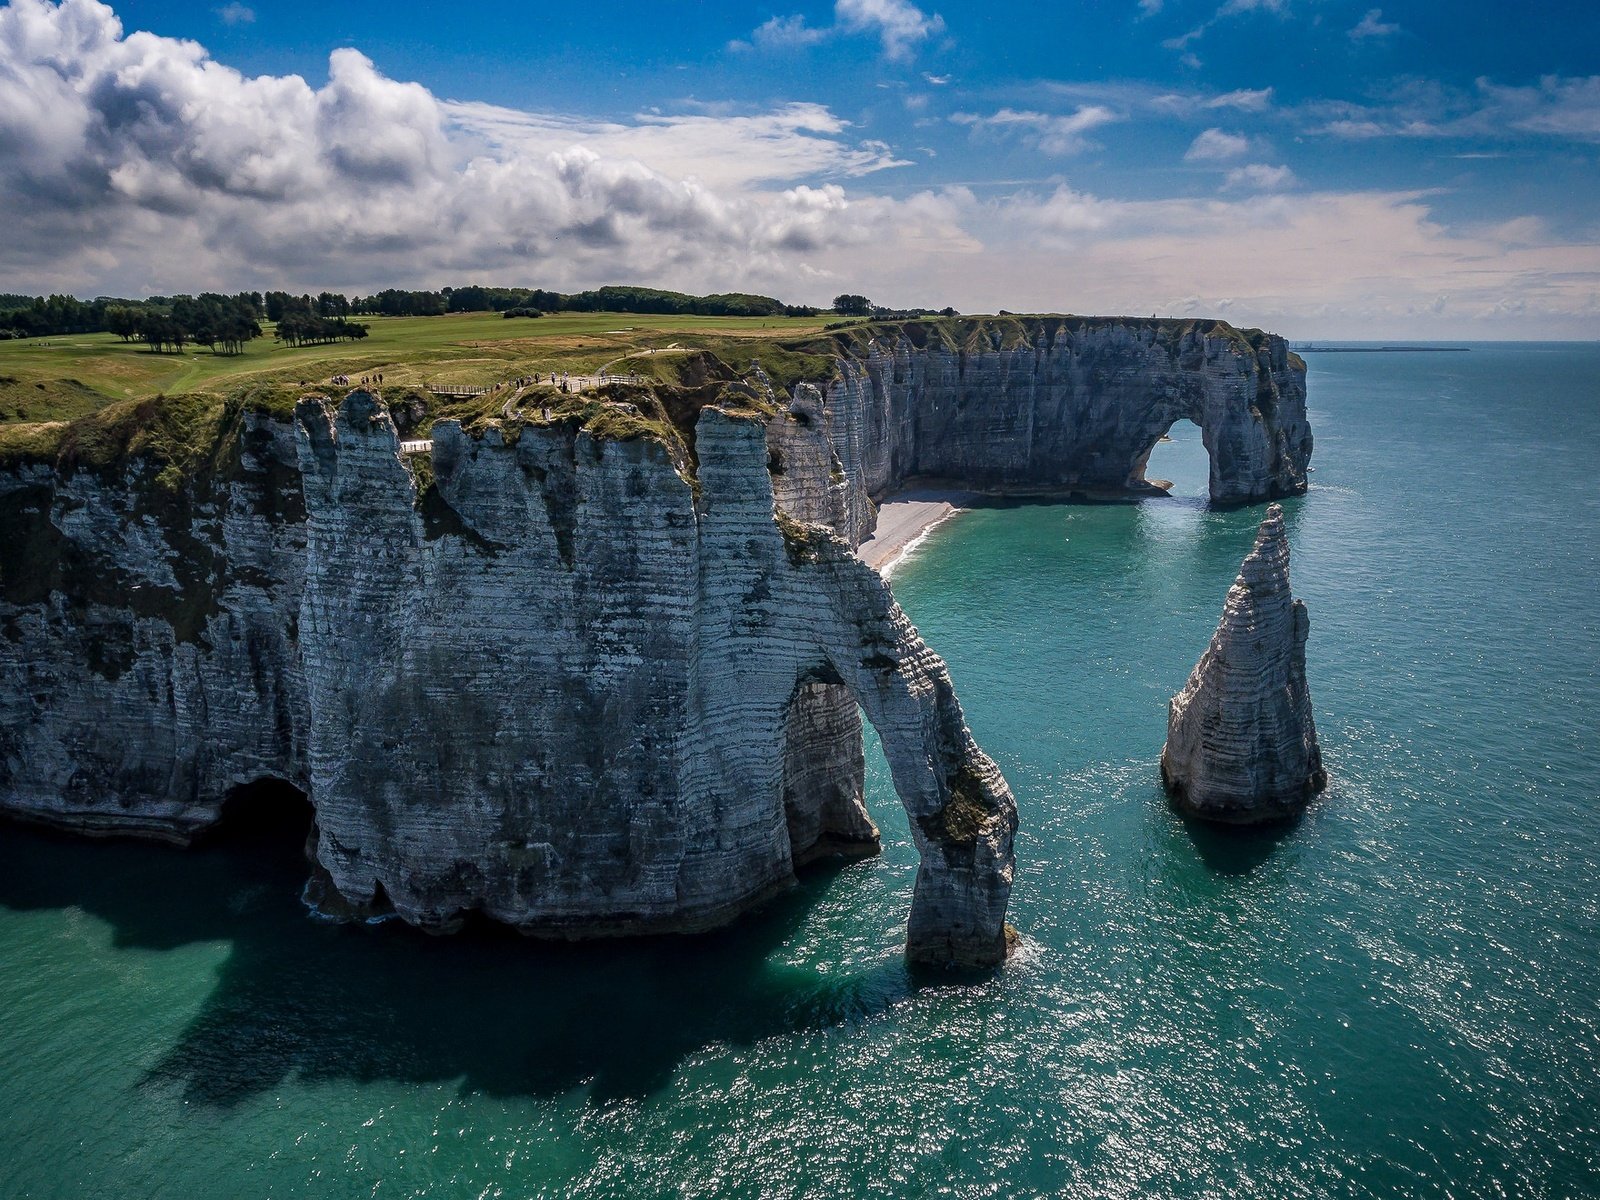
[104,305,141,342]
[832,294,872,316]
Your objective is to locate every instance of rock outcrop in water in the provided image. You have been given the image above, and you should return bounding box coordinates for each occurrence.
[0,315,1312,964]
[1160,504,1326,823]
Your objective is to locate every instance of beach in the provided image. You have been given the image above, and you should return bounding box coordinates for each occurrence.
[855,489,974,575]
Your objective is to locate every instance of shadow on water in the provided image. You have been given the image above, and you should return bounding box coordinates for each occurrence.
[0,807,917,1107]
[1178,807,1303,876]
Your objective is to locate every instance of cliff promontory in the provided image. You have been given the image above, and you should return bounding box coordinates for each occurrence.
[0,314,1313,964]
[1161,504,1327,822]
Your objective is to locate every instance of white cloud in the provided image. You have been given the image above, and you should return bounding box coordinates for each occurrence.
[1165,0,1287,53]
[834,186,1600,338]
[0,0,1595,339]
[0,0,906,294]
[734,0,944,62]
[1046,81,1273,117]
[951,106,1120,156]
[215,2,253,24]
[836,0,945,60]
[1205,87,1273,112]
[1309,75,1600,143]
[1184,128,1251,161]
[1482,75,1600,140]
[746,14,828,52]
[1222,162,1297,190]
[445,101,909,189]
[1349,8,1400,39]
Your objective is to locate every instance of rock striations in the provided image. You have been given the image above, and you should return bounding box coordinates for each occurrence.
[1161,504,1327,823]
[802,317,1311,545]
[0,315,1315,965]
[291,392,1015,966]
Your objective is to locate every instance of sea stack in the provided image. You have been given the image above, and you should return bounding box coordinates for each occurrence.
[1161,504,1327,823]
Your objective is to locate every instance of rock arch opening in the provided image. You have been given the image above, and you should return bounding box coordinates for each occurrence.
[1135,417,1213,498]
[780,678,881,871]
[771,614,1016,968]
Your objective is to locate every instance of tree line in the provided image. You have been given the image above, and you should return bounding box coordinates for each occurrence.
[267,294,369,346]
[0,292,266,354]
[0,284,960,345]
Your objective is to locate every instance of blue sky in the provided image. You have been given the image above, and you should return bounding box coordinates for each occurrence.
[3,0,1598,336]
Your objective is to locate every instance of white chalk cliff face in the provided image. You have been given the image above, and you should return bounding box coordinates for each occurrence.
[292,392,1015,965]
[0,316,1313,965]
[807,318,1310,544]
[1161,504,1327,823]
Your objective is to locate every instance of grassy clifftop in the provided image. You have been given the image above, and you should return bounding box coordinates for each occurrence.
[0,311,1295,478]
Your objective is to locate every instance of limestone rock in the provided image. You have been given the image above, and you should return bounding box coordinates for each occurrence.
[0,315,1316,966]
[1161,504,1327,822]
[791,319,1310,546]
[289,394,1016,965]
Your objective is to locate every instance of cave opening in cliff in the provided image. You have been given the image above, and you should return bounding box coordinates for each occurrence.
[1143,418,1210,497]
[203,777,314,853]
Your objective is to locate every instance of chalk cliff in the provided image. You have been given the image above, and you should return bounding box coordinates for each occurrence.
[786,317,1310,544]
[0,406,308,841]
[1160,504,1327,823]
[0,315,1313,963]
[292,392,1014,964]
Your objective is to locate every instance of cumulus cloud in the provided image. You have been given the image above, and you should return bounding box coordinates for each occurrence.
[1184,128,1251,161]
[733,0,944,61]
[951,106,1120,156]
[0,0,1595,339]
[753,14,828,50]
[0,0,913,294]
[838,0,945,59]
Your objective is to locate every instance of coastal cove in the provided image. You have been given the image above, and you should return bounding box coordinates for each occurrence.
[1,342,1596,1197]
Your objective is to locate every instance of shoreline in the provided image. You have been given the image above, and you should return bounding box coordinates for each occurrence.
[856,490,976,575]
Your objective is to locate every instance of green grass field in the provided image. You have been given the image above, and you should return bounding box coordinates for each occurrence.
[0,311,835,426]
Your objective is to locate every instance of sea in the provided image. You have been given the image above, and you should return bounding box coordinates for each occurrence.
[2,342,1597,1199]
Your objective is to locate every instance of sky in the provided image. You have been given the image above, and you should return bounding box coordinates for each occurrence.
[2,0,1598,337]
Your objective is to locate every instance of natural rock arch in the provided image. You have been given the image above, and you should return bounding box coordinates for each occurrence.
[810,320,1312,517]
[1129,413,1217,497]
[694,408,1017,967]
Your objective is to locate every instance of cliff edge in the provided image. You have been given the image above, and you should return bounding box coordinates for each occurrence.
[0,313,1315,963]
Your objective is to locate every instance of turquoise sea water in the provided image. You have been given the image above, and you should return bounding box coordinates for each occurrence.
[2,343,1598,1198]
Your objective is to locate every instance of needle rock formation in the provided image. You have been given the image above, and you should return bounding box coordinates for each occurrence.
[1161,504,1326,822]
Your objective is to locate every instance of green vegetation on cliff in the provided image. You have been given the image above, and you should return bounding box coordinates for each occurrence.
[0,310,831,426]
[0,311,1288,487]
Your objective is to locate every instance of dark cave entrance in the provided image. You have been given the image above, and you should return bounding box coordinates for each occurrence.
[201,777,315,856]
[1141,418,1210,498]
